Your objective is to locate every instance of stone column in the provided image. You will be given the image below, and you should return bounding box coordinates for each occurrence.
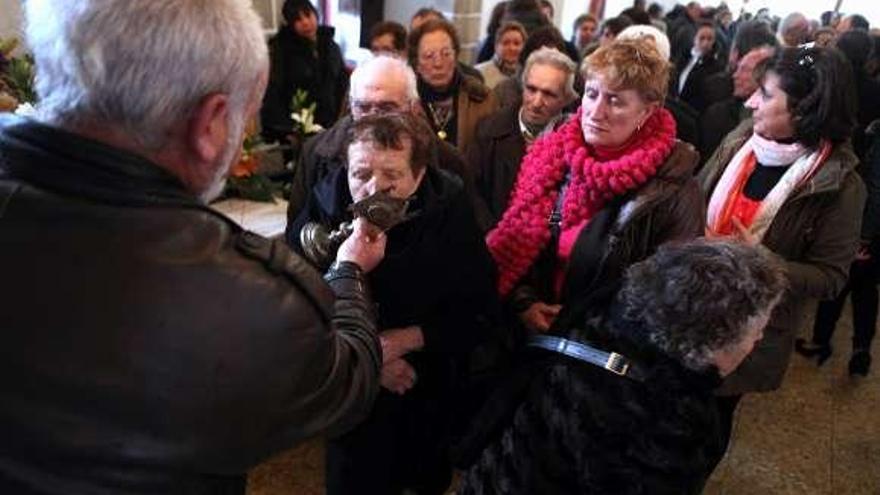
[453,0,483,64]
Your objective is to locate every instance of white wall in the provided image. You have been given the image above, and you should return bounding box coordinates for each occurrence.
[0,0,24,53]
[384,0,455,27]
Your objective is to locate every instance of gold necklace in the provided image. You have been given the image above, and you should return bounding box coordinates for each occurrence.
[426,101,453,140]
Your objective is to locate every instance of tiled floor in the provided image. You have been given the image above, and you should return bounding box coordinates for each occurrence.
[705,303,880,495]
[247,303,880,495]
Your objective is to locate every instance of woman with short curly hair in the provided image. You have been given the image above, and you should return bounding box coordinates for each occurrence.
[458,239,786,494]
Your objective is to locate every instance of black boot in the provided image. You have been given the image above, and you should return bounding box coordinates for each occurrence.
[794,338,833,366]
[849,350,872,376]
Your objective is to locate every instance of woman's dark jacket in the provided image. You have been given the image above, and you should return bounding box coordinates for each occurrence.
[0,115,381,494]
[287,164,500,488]
[699,120,866,394]
[261,26,348,141]
[288,164,499,383]
[459,301,723,494]
[508,142,706,334]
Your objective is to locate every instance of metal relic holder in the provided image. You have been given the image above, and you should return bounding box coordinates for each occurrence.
[299,190,413,270]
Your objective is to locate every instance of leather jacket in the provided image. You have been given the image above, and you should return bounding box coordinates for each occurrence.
[0,115,381,494]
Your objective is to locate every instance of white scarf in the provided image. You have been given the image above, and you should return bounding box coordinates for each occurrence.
[751,132,809,166]
[707,134,831,241]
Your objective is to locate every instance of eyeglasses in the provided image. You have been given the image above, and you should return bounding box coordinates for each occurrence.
[350,99,405,116]
[418,47,455,63]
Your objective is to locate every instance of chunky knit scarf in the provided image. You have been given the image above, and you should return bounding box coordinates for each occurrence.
[487,107,677,296]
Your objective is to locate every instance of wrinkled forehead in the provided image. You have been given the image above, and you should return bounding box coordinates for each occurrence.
[352,78,409,102]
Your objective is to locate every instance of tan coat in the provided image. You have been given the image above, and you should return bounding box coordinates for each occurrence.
[699,120,866,394]
[456,73,499,161]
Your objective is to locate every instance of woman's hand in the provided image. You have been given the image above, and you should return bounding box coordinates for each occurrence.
[732,217,760,246]
[380,358,417,395]
[518,302,562,333]
[379,326,424,363]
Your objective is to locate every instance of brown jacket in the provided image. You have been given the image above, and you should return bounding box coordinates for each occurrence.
[511,141,706,333]
[699,121,866,394]
[456,74,500,160]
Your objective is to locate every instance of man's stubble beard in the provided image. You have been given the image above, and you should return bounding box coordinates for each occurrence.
[199,110,247,204]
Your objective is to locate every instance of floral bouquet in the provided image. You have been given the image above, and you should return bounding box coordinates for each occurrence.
[223,89,323,202]
[1,37,36,112]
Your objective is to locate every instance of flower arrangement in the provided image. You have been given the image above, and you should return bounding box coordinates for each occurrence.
[223,89,324,202]
[225,121,283,202]
[290,88,323,136]
[1,37,36,112]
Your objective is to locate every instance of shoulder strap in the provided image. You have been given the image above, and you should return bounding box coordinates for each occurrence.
[527,335,646,382]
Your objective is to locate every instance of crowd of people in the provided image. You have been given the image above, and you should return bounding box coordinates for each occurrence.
[1,0,878,494]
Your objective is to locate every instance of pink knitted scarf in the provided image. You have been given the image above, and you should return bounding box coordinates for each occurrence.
[487,107,677,296]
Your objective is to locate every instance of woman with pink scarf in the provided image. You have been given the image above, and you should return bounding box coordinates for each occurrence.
[698,45,865,457]
[487,38,704,342]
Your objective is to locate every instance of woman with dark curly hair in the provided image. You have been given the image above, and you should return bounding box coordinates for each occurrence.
[458,239,787,494]
[699,45,866,445]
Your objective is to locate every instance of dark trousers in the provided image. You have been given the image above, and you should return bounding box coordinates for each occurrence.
[812,259,879,352]
[325,386,453,495]
[706,394,742,474]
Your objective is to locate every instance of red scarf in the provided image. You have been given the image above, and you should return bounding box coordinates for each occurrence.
[487,107,677,296]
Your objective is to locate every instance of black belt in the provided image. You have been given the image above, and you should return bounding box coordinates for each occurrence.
[527,335,645,382]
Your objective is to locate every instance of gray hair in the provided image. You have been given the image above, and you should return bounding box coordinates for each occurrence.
[777,12,810,45]
[614,239,787,371]
[522,47,578,103]
[349,54,419,103]
[25,0,268,151]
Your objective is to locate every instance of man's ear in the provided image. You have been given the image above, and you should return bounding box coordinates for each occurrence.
[187,93,230,163]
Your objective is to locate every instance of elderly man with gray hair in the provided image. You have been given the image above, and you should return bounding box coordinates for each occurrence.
[0,1,388,493]
[285,54,469,229]
[468,47,578,232]
[778,12,811,47]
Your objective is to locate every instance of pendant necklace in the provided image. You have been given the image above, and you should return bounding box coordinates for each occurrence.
[427,101,453,141]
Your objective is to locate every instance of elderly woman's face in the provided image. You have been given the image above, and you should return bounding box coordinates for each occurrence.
[417,30,456,90]
[745,72,796,141]
[713,312,770,377]
[580,74,655,148]
[347,140,424,202]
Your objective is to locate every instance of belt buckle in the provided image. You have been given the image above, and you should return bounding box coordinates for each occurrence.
[604,352,630,376]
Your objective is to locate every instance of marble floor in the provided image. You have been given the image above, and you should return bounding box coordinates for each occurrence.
[246,303,880,495]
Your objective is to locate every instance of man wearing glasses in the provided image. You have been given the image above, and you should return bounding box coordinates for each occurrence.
[285,54,469,225]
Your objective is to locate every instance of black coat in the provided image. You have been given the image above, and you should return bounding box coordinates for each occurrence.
[458,298,723,495]
[0,115,381,494]
[260,26,348,141]
[288,164,500,493]
[852,76,880,160]
[507,142,705,336]
[698,97,751,168]
[675,50,725,113]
